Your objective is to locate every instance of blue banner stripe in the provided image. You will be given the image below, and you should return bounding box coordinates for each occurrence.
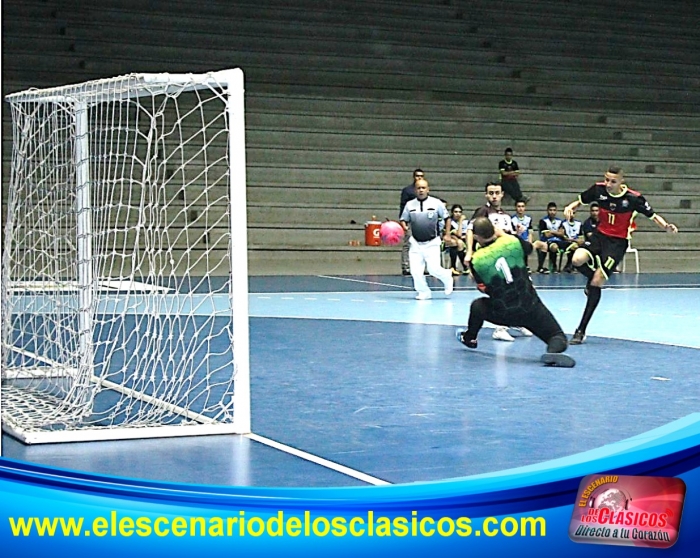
[2,414,699,515]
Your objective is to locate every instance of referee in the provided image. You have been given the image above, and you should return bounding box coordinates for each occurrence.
[400,178,454,300]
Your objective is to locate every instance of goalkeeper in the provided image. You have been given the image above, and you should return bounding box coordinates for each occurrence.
[456,217,574,367]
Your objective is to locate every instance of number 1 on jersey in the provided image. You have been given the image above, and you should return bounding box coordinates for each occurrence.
[495,257,514,284]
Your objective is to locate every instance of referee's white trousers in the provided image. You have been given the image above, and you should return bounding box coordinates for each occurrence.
[408,236,452,295]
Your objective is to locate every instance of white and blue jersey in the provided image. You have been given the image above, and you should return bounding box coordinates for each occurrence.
[538,216,564,243]
[511,214,532,241]
[562,219,582,241]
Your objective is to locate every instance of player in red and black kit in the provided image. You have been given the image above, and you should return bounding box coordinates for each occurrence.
[563,166,679,344]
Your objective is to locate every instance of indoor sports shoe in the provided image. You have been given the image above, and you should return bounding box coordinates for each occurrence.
[540,353,576,368]
[570,329,586,345]
[492,327,514,342]
[456,329,478,349]
[415,292,432,300]
[509,327,533,337]
[537,267,549,274]
[451,268,461,276]
[444,276,454,296]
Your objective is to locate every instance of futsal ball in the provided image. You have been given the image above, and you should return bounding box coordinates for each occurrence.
[380,221,404,245]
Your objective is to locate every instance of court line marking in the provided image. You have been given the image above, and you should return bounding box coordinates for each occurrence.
[249,286,700,296]
[575,287,700,292]
[574,335,700,351]
[307,274,700,291]
[246,433,391,486]
[315,275,414,289]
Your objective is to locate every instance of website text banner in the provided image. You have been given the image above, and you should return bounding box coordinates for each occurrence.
[2,414,700,557]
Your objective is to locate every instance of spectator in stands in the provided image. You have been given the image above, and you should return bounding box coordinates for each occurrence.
[533,202,566,274]
[511,200,534,270]
[399,169,424,275]
[499,147,529,204]
[582,202,600,240]
[400,178,453,300]
[443,204,468,275]
[466,182,532,341]
[561,209,584,272]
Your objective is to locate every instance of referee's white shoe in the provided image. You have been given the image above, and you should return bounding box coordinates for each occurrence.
[444,276,454,296]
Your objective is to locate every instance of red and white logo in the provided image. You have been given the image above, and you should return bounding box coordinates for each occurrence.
[569,474,685,548]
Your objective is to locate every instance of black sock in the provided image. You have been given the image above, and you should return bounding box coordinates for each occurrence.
[537,251,546,269]
[577,286,601,332]
[548,250,558,269]
[458,250,467,269]
[566,252,573,267]
[449,248,457,268]
[575,263,595,281]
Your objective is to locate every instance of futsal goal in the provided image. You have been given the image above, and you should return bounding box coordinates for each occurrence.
[1,69,250,445]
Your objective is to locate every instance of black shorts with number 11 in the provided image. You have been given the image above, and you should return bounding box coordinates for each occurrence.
[582,229,628,277]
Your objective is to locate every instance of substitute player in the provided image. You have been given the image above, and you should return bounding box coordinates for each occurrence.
[466,182,532,342]
[456,217,574,367]
[563,166,679,344]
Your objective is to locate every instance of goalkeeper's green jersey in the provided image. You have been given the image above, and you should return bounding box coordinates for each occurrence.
[470,234,538,314]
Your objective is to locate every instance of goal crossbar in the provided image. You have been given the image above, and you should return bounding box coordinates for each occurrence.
[5,70,243,105]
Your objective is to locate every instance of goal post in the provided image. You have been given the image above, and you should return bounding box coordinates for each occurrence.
[1,69,251,446]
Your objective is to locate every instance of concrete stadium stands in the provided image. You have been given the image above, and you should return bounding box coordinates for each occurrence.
[3,0,699,274]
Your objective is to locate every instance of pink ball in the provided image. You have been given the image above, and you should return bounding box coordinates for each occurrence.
[380,221,404,245]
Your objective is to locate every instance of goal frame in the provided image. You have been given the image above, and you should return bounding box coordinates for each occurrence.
[1,69,251,448]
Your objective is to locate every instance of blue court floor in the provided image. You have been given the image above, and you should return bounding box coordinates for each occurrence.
[3,273,699,487]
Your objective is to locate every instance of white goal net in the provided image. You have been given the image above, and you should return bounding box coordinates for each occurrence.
[1,69,250,444]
